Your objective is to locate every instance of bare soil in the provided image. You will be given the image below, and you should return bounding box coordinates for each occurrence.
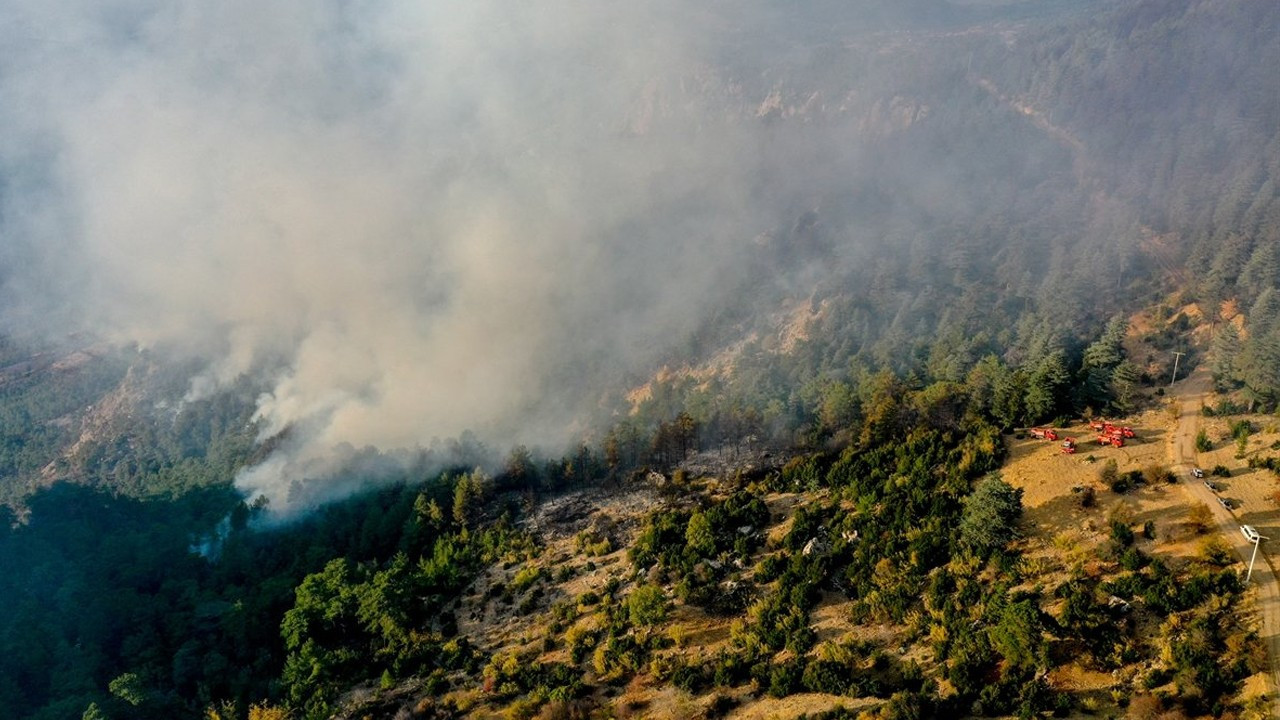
[1003,376,1279,715]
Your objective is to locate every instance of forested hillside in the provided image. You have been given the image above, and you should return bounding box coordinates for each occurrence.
[0,0,1278,718]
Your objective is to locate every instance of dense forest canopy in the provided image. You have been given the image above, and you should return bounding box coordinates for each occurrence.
[0,0,1277,718]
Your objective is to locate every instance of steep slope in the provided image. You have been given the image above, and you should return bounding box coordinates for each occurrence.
[0,0,1278,718]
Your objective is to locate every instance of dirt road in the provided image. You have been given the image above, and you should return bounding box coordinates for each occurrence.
[1168,369,1280,713]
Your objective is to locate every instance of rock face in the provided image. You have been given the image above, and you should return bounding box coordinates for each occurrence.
[521,486,659,542]
[678,447,786,482]
[803,536,829,556]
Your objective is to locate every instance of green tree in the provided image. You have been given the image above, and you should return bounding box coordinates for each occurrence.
[1240,241,1280,303]
[1109,361,1141,413]
[413,493,443,528]
[627,584,669,629]
[1250,288,1280,335]
[817,380,858,434]
[451,470,488,528]
[1025,351,1070,422]
[965,354,1008,419]
[1082,316,1128,370]
[108,671,147,706]
[989,599,1048,671]
[1238,330,1280,411]
[989,367,1027,430]
[1077,316,1130,412]
[685,511,715,557]
[604,431,621,474]
[280,559,366,716]
[503,445,537,490]
[1195,429,1212,453]
[959,474,1023,556]
[1211,323,1242,386]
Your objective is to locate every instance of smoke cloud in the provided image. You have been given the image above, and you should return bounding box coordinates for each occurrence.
[0,0,792,509]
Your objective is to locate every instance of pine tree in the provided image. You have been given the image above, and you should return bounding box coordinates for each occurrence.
[1025,351,1070,422]
[1210,323,1242,387]
[452,472,487,528]
[959,474,1023,556]
[1239,241,1280,304]
[1249,288,1280,338]
[1238,330,1280,411]
[1109,361,1141,414]
[1082,316,1128,370]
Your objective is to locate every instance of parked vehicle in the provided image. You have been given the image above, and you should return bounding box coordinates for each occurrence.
[1030,427,1059,441]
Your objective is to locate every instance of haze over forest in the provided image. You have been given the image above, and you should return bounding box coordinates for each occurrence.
[3,0,1278,510]
[1,0,1279,718]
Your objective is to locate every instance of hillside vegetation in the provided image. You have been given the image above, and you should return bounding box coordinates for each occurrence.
[1,0,1279,718]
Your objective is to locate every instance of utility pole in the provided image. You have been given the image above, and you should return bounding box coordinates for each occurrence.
[1170,351,1185,387]
[1243,525,1269,583]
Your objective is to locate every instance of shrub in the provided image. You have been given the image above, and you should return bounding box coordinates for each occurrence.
[1210,465,1231,477]
[705,694,738,719]
[1143,464,1174,485]
[802,658,851,695]
[1199,536,1234,566]
[1100,460,1131,493]
[1080,486,1096,508]
[1187,503,1212,534]
[511,566,545,593]
[627,584,668,629]
[1247,455,1280,474]
[781,455,823,491]
[518,594,539,615]
[1230,419,1253,441]
[767,662,802,698]
[505,697,540,720]
[1195,430,1212,453]
[670,663,706,693]
[536,699,595,720]
[1119,547,1147,571]
[1110,521,1135,547]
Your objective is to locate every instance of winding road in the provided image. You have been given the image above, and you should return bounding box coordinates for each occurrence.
[1167,370,1280,713]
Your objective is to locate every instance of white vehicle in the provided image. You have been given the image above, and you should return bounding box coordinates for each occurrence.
[1191,467,1205,479]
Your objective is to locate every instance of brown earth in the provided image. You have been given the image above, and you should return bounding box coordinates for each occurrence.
[1003,371,1280,715]
[434,372,1280,719]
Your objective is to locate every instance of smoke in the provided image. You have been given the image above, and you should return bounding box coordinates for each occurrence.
[0,0,784,510]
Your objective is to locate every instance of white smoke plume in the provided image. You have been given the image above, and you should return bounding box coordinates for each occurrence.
[0,0,774,510]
